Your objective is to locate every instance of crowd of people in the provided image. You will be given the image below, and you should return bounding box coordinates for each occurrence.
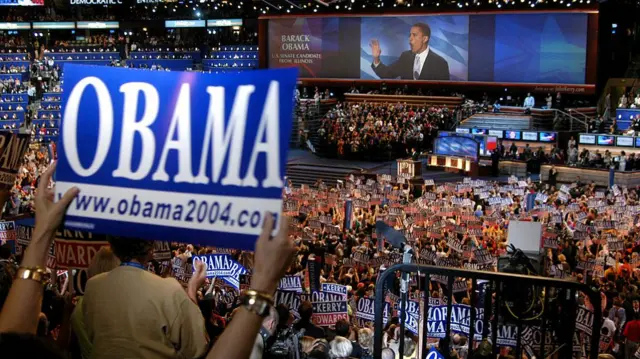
[317,102,455,161]
[1,142,639,359]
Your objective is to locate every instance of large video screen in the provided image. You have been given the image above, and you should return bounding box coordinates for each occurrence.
[268,12,589,84]
[434,136,479,160]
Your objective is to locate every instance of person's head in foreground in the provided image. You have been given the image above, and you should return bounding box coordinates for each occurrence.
[107,236,154,264]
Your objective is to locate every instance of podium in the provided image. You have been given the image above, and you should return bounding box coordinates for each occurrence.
[397,160,422,184]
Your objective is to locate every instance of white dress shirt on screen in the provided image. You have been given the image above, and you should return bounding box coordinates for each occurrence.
[412,47,430,80]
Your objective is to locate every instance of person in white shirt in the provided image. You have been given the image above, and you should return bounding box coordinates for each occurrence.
[523,93,535,109]
[620,93,628,108]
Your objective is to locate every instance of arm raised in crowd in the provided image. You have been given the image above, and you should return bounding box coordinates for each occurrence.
[0,162,79,334]
[206,213,295,359]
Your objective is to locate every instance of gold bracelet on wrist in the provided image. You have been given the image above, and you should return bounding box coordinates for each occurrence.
[243,289,274,305]
[240,290,274,317]
[16,266,48,285]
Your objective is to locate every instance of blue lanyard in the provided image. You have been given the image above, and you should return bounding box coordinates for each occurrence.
[120,261,145,270]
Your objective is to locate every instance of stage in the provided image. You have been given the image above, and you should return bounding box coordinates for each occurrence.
[539,164,640,187]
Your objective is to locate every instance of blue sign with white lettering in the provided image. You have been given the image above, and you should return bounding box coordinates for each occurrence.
[192,254,247,288]
[55,65,298,249]
[279,275,302,293]
[426,347,445,359]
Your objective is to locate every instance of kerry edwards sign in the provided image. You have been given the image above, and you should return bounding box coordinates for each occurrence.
[56,65,298,249]
[311,301,348,327]
[54,230,109,269]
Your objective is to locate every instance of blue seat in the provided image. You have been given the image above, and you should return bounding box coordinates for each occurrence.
[0,104,26,111]
[1,94,27,102]
[203,59,258,69]
[127,59,194,70]
[36,110,61,119]
[47,52,120,61]
[0,73,22,81]
[0,120,23,130]
[0,111,25,121]
[130,51,200,62]
[0,61,29,69]
[0,54,28,61]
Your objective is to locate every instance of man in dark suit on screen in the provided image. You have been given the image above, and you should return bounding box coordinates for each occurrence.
[369,22,450,81]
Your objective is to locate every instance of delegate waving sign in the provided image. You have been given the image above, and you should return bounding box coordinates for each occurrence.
[55,65,298,249]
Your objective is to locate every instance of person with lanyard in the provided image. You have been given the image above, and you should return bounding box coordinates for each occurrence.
[82,235,210,359]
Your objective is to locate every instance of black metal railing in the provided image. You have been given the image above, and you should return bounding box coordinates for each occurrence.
[374,264,602,359]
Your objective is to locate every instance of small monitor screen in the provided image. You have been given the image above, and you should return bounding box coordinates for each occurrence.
[455,128,470,134]
[539,132,557,142]
[597,135,615,146]
[522,132,537,141]
[488,130,503,138]
[635,137,640,148]
[616,136,634,147]
[579,134,596,145]
[504,131,521,140]
[471,128,487,135]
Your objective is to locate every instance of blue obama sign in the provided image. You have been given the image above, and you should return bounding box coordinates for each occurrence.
[55,65,298,249]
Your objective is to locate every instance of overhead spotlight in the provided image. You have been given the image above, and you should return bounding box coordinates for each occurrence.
[421,2,424,5]
[196,11,201,16]
[436,2,440,5]
[362,3,365,6]
[530,2,535,6]
[313,8,317,11]
[286,9,290,12]
[497,3,501,6]
[566,2,570,5]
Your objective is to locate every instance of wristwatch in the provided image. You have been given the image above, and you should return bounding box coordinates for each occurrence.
[240,290,273,317]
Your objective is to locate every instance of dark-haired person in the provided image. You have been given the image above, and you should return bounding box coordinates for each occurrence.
[335,319,363,358]
[82,236,209,359]
[293,301,325,339]
[369,23,450,81]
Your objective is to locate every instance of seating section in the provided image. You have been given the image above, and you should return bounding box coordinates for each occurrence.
[128,50,200,70]
[0,54,28,61]
[45,52,120,69]
[33,93,61,142]
[460,114,532,130]
[203,45,258,73]
[0,73,24,81]
[344,93,463,109]
[286,164,359,187]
